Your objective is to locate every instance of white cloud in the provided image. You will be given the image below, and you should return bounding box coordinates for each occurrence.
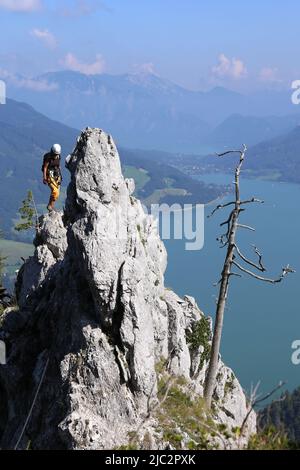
[31,28,57,49]
[259,67,281,82]
[0,68,58,92]
[0,0,41,12]
[136,62,156,75]
[62,53,106,75]
[16,77,58,91]
[212,54,247,80]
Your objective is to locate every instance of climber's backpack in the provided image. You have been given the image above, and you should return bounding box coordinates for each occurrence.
[42,152,61,179]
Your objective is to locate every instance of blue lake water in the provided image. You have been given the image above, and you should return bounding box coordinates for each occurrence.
[162,173,300,397]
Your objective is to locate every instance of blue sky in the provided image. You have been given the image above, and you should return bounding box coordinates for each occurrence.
[0,0,299,91]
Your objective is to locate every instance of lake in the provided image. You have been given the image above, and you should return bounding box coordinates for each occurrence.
[163,173,300,398]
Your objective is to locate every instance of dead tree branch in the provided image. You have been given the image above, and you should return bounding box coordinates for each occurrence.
[240,198,265,205]
[234,245,266,272]
[216,148,246,158]
[208,201,236,218]
[233,260,295,283]
[237,224,255,232]
[229,272,242,278]
[220,210,235,228]
[239,381,286,446]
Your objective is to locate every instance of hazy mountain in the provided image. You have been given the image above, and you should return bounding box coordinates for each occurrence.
[5,70,299,153]
[245,126,300,182]
[0,98,225,238]
[206,113,300,148]
[186,126,300,184]
[6,71,212,153]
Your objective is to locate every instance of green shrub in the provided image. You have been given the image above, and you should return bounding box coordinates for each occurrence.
[186,316,212,369]
[224,373,235,396]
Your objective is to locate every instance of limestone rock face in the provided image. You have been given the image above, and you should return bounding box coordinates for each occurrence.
[16,211,67,310]
[0,128,255,450]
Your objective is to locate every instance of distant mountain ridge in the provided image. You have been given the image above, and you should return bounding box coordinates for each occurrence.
[5,71,212,152]
[206,113,300,147]
[3,70,300,153]
[170,123,300,185]
[246,126,300,182]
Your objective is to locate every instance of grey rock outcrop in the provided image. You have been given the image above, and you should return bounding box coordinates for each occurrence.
[16,211,67,310]
[0,128,256,450]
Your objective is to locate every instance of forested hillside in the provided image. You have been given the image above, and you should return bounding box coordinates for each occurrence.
[259,387,300,443]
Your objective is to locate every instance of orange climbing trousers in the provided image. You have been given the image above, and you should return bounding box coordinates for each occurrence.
[47,174,61,202]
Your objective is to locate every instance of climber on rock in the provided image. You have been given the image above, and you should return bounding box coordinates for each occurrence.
[42,144,62,212]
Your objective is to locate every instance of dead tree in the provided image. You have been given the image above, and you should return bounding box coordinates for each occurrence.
[203,145,295,408]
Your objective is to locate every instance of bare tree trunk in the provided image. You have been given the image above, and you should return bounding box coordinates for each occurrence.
[203,238,235,407]
[203,147,244,408]
[203,144,294,409]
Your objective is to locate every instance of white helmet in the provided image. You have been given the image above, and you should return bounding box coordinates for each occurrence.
[51,143,61,155]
